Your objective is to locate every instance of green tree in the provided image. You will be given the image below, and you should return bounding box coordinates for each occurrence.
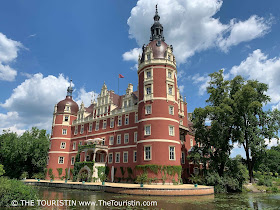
[193,70,234,176]
[0,164,5,176]
[231,77,280,182]
[0,127,50,179]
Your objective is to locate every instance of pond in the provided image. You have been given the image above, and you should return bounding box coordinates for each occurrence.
[32,186,280,209]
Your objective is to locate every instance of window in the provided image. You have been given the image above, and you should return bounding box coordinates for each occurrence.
[125,115,129,125]
[169,106,174,115]
[147,54,151,60]
[110,118,114,128]
[71,156,75,165]
[109,136,114,145]
[123,152,128,163]
[89,123,92,132]
[168,55,171,61]
[97,108,100,116]
[79,141,83,146]
[124,101,127,108]
[133,151,137,162]
[190,138,194,147]
[145,105,152,114]
[73,142,76,150]
[62,129,67,135]
[117,135,121,144]
[168,70,172,78]
[58,157,64,164]
[101,137,105,145]
[104,106,107,113]
[47,156,50,165]
[168,85,173,95]
[124,133,129,144]
[128,99,131,107]
[49,141,52,149]
[118,116,122,126]
[103,119,107,129]
[146,86,152,95]
[144,146,151,160]
[169,146,175,160]
[108,153,113,163]
[169,125,174,136]
[146,70,151,78]
[115,152,120,163]
[60,142,66,149]
[134,132,138,142]
[80,125,84,134]
[144,125,151,135]
[181,152,185,164]
[64,115,69,122]
[95,121,99,131]
[74,126,78,135]
[135,113,138,123]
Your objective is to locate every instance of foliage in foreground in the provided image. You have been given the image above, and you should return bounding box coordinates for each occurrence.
[0,127,49,179]
[0,176,38,207]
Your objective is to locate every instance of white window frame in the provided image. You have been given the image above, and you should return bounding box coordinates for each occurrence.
[168,70,172,78]
[169,125,174,136]
[117,134,121,144]
[135,112,138,123]
[134,132,138,142]
[80,124,84,134]
[64,115,69,122]
[133,150,137,162]
[146,70,151,78]
[58,156,64,164]
[144,145,151,161]
[79,141,83,146]
[60,142,66,149]
[125,115,129,125]
[110,118,114,128]
[146,85,152,95]
[123,151,128,163]
[115,152,120,163]
[190,138,194,147]
[62,129,67,135]
[89,123,93,132]
[74,126,78,135]
[71,156,75,165]
[47,156,50,165]
[124,133,129,144]
[168,85,173,95]
[72,142,76,150]
[144,124,151,136]
[95,121,99,131]
[109,136,114,145]
[103,119,107,129]
[118,116,122,126]
[169,106,174,115]
[169,146,175,160]
[145,105,152,114]
[108,153,113,163]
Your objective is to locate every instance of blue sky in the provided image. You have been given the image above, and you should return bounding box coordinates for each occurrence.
[0,0,280,155]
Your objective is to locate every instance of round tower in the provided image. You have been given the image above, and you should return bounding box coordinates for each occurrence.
[137,6,181,181]
[47,80,79,179]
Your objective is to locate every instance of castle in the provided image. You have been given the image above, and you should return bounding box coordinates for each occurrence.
[47,6,196,183]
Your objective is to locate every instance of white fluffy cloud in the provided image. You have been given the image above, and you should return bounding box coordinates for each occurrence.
[124,0,271,65]
[0,32,22,81]
[230,49,280,108]
[190,73,210,96]
[122,48,142,62]
[0,73,99,134]
[0,73,70,132]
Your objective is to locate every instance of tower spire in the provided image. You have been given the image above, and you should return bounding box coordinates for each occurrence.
[67,79,73,97]
[150,4,164,42]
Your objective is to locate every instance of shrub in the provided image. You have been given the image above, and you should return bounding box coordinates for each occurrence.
[0,177,38,207]
[32,172,45,180]
[20,171,28,180]
[0,165,5,176]
[135,173,148,184]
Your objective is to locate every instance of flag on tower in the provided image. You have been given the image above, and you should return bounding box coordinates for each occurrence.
[119,74,124,78]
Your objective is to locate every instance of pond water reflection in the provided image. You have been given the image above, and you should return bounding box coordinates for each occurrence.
[35,186,280,209]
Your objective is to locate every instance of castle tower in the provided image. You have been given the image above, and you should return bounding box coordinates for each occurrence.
[47,80,79,179]
[137,6,181,171]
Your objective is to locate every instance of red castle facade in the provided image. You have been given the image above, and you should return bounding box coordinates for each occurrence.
[47,7,197,183]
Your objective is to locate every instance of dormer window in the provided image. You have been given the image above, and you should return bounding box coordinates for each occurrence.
[147,53,151,60]
[168,55,171,61]
[124,101,127,108]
